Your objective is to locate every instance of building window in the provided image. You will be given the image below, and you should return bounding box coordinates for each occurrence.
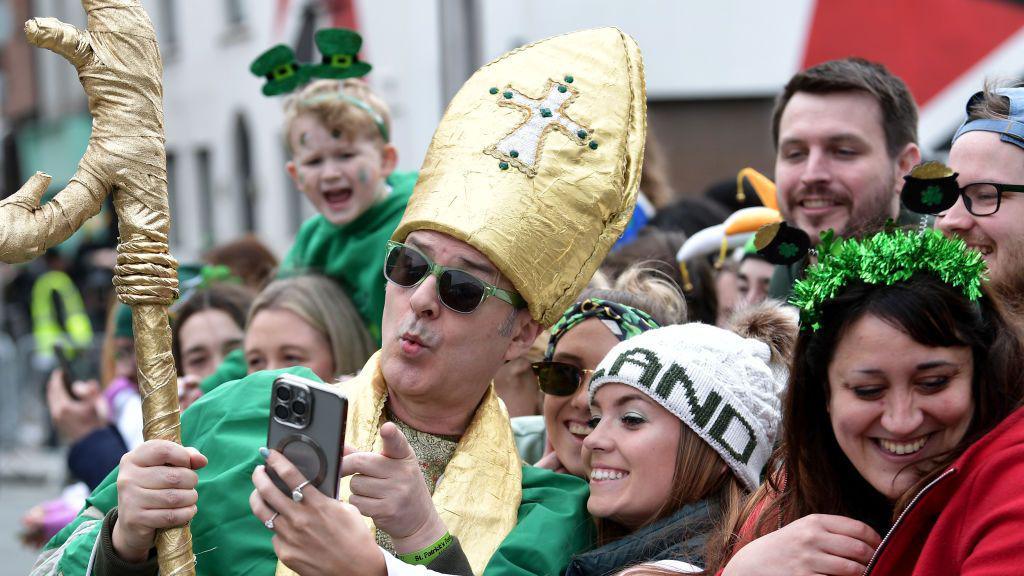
[166,150,179,247]
[224,0,246,27]
[234,113,256,233]
[195,148,214,249]
[157,0,179,56]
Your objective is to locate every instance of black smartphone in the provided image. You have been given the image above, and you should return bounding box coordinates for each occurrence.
[266,373,347,500]
[53,343,79,401]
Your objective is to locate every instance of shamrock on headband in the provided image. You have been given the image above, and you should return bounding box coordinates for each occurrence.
[250,28,372,96]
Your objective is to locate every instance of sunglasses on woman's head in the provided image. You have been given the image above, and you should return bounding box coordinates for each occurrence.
[383,240,526,314]
[532,361,596,396]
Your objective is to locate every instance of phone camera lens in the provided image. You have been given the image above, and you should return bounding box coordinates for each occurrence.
[274,405,290,420]
[291,400,307,415]
[276,386,292,402]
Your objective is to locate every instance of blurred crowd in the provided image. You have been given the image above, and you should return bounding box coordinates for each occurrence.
[6,22,1024,576]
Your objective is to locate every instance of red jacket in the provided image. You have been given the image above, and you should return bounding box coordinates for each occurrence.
[866,406,1024,575]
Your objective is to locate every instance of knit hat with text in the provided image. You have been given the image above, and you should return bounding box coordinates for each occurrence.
[589,307,794,491]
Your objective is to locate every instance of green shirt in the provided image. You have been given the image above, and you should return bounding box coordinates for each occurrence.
[483,467,594,576]
[38,369,593,576]
[281,170,417,345]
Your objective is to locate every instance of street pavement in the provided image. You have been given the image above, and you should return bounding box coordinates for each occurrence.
[1,447,67,573]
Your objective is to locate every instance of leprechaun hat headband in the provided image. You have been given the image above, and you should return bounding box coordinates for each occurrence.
[250,28,373,96]
[393,28,646,327]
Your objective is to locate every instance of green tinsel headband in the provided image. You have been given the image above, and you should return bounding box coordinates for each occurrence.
[791,228,987,331]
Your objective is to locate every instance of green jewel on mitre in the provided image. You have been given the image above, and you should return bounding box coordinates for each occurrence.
[309,28,373,79]
[250,44,311,96]
[790,228,987,331]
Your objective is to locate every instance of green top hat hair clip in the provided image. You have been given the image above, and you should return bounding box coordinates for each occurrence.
[250,44,311,96]
[250,28,372,96]
[310,28,372,79]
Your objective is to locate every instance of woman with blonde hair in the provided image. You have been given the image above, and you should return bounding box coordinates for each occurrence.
[244,274,376,381]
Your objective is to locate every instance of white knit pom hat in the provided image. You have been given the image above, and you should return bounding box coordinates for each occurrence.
[589,323,785,491]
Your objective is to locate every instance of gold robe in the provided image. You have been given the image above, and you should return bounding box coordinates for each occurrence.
[277,352,523,575]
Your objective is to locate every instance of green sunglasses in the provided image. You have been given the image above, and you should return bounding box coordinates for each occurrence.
[383,240,526,313]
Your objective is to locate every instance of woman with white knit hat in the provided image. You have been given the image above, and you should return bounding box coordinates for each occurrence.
[563,304,795,575]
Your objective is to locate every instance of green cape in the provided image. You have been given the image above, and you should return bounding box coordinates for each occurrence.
[39,368,593,576]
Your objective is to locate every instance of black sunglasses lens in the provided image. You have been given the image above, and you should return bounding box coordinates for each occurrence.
[439,269,486,313]
[386,245,429,287]
[534,363,582,396]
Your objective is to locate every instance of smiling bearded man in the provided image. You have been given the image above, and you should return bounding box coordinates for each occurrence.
[937,84,1024,328]
[767,57,922,300]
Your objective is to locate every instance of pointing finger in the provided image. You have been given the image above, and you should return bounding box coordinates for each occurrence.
[379,422,415,461]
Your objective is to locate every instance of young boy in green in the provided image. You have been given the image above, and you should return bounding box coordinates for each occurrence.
[279,78,416,345]
[200,78,415,392]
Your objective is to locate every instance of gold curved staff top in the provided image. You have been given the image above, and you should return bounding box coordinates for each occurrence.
[0,0,192,573]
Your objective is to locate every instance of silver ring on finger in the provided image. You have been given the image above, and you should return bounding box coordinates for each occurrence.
[292,480,312,503]
[264,512,279,530]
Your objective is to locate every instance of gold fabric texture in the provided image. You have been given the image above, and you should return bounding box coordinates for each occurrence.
[275,352,523,576]
[1,1,189,572]
[393,27,647,327]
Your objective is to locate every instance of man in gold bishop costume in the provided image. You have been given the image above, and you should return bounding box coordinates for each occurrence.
[34,27,646,576]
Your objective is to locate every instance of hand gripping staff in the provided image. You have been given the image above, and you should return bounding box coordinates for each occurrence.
[0,1,193,573]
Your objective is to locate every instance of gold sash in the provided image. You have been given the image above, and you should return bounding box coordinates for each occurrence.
[276,352,523,575]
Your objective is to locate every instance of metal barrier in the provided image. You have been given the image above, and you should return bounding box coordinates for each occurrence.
[0,332,19,449]
[0,333,104,450]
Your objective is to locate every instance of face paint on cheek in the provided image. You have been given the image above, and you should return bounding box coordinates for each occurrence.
[358,167,369,185]
[298,132,308,148]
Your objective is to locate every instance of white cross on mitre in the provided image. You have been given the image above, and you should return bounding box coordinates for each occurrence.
[484,78,596,177]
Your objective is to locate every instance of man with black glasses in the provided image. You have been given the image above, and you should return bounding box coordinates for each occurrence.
[936,85,1024,327]
[37,28,645,576]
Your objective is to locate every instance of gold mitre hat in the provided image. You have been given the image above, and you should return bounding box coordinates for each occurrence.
[393,28,646,327]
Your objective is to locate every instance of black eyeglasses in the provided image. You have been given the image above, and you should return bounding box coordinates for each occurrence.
[921,181,1024,215]
[383,241,526,314]
[531,361,595,396]
[935,183,1024,217]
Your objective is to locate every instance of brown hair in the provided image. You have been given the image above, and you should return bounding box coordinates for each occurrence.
[965,80,1024,122]
[171,283,254,376]
[249,275,376,379]
[595,423,745,546]
[601,229,719,325]
[771,57,918,158]
[704,273,1024,573]
[203,235,279,293]
[582,263,688,327]
[283,79,392,154]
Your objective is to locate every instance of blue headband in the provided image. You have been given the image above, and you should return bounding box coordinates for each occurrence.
[952,87,1024,151]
